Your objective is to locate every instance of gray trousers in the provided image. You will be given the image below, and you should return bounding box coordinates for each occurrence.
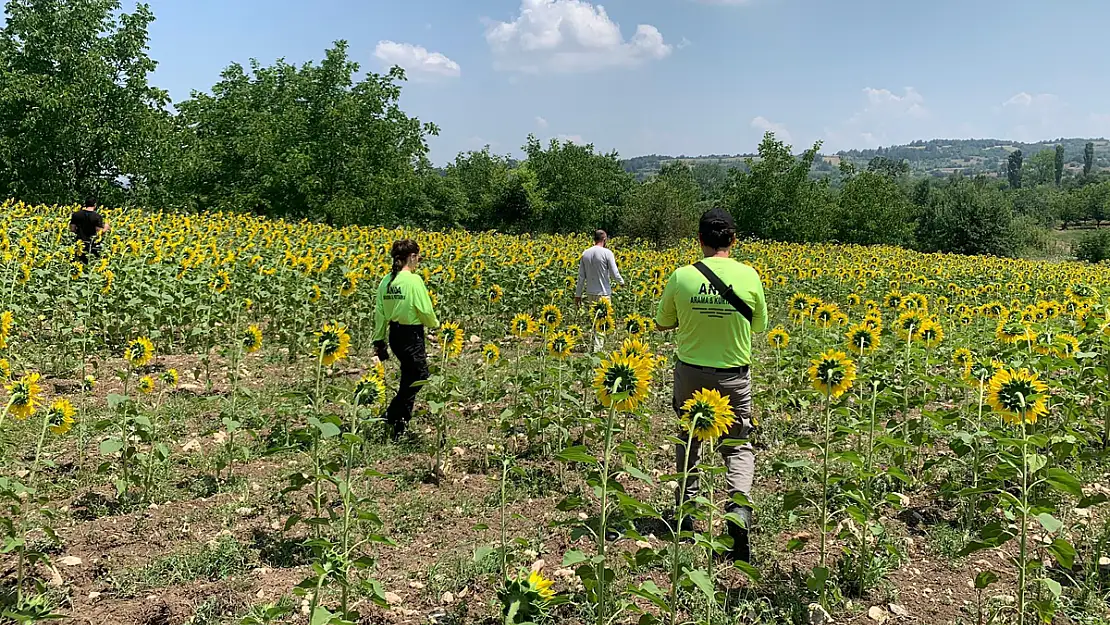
[674,361,755,516]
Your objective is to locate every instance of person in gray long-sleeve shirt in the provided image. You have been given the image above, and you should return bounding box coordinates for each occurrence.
[575,230,624,352]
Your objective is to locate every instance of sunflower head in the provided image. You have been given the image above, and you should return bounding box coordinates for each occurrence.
[540,304,562,329]
[126,337,155,367]
[82,374,96,391]
[895,310,926,340]
[310,284,322,303]
[996,319,1033,345]
[845,324,880,355]
[483,343,501,364]
[591,297,614,321]
[1054,333,1080,359]
[439,321,464,358]
[624,314,650,337]
[212,270,231,294]
[915,318,944,348]
[340,273,358,297]
[161,368,179,388]
[489,284,503,304]
[807,350,857,398]
[138,375,155,394]
[594,314,614,333]
[768,326,789,349]
[546,331,574,359]
[499,569,556,622]
[593,353,653,412]
[46,399,76,435]
[5,372,42,420]
[987,368,1049,424]
[316,323,351,366]
[681,388,735,442]
[242,325,263,353]
[354,373,387,407]
[511,313,537,338]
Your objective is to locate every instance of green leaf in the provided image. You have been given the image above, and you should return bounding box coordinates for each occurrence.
[562,550,588,566]
[310,606,334,625]
[1040,578,1062,599]
[685,568,715,601]
[806,566,829,592]
[556,446,598,464]
[1043,468,1083,498]
[1026,453,1047,475]
[733,560,762,582]
[1035,513,1062,534]
[975,570,999,589]
[99,439,123,454]
[1046,538,1076,569]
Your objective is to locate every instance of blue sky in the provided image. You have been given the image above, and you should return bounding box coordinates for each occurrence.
[141,0,1110,164]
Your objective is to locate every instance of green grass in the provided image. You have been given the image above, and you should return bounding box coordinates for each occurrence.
[924,524,969,565]
[111,534,255,597]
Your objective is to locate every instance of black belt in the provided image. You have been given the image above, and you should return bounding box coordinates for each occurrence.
[678,360,749,375]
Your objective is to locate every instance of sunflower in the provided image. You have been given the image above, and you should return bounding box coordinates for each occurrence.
[953,348,973,379]
[339,273,358,297]
[527,570,556,602]
[593,353,653,412]
[539,304,562,330]
[316,323,352,366]
[680,388,735,442]
[82,374,96,391]
[624,313,650,337]
[488,284,503,304]
[883,291,904,309]
[242,325,263,353]
[594,312,615,333]
[895,310,927,341]
[788,293,810,319]
[986,368,1049,425]
[862,312,883,331]
[768,326,789,349]
[162,368,179,388]
[0,310,13,349]
[45,399,76,435]
[591,297,614,322]
[845,324,880,355]
[566,325,583,341]
[354,373,387,407]
[439,322,464,358]
[310,284,322,303]
[5,372,42,420]
[915,318,944,348]
[618,337,651,360]
[546,331,574,359]
[138,375,155,394]
[996,319,1033,345]
[1032,329,1055,356]
[483,343,501,364]
[846,293,862,307]
[807,350,857,398]
[126,337,155,367]
[1054,333,1080,359]
[511,313,537,338]
[813,303,841,329]
[212,270,231,294]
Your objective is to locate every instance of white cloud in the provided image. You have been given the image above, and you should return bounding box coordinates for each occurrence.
[861,87,928,119]
[555,134,585,144]
[485,0,673,73]
[750,116,792,144]
[1002,92,1058,109]
[535,116,549,129]
[373,41,461,80]
[823,87,932,150]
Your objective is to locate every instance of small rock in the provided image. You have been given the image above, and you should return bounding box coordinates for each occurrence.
[635,540,652,549]
[807,603,832,625]
[889,604,909,617]
[212,431,228,445]
[469,335,481,344]
[452,446,466,457]
[458,587,469,598]
[531,559,545,572]
[59,556,83,566]
[236,507,254,517]
[182,438,203,453]
[1100,556,1110,567]
[256,588,266,599]
[408,581,425,590]
[441,591,455,604]
[384,591,403,606]
[554,568,574,578]
[867,606,887,622]
[87,592,101,601]
[47,566,63,587]
[992,594,1015,605]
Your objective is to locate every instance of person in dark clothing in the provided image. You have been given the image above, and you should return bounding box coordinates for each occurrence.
[69,199,108,264]
[372,240,439,440]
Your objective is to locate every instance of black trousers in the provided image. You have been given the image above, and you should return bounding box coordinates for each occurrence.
[385,322,430,435]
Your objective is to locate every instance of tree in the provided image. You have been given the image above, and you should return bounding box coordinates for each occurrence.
[1007,150,1023,189]
[621,162,702,248]
[916,177,1015,257]
[1079,182,1110,227]
[1024,149,1056,187]
[523,135,632,234]
[834,170,916,247]
[1050,190,1084,230]
[689,162,729,202]
[723,132,834,242]
[866,156,910,178]
[161,42,438,225]
[1076,229,1110,263]
[1085,142,1096,177]
[1055,144,1065,186]
[445,148,514,230]
[0,0,168,204]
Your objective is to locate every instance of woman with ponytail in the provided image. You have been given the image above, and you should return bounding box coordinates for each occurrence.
[372,239,439,439]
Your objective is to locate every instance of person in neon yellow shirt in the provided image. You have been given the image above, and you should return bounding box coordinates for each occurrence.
[373,239,439,440]
[655,207,767,563]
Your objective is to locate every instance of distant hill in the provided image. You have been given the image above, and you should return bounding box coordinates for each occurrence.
[621,138,1110,180]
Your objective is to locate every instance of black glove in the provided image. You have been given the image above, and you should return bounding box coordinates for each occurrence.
[374,341,390,362]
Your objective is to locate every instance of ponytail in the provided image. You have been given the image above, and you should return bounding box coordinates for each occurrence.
[388,239,420,286]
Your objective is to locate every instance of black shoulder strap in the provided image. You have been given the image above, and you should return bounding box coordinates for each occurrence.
[693,261,754,324]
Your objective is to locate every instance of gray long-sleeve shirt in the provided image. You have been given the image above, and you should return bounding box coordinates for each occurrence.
[576,245,624,298]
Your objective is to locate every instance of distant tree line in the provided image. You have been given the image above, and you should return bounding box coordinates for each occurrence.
[2,0,1109,260]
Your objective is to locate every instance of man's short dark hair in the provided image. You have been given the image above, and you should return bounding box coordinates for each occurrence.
[594,230,607,243]
[699,208,736,250]
[83,197,97,209]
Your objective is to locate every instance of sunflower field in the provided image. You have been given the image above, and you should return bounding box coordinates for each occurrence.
[5,199,1110,625]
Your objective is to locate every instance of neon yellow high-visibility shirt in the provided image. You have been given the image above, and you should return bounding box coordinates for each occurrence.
[654,257,768,368]
[372,270,439,342]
